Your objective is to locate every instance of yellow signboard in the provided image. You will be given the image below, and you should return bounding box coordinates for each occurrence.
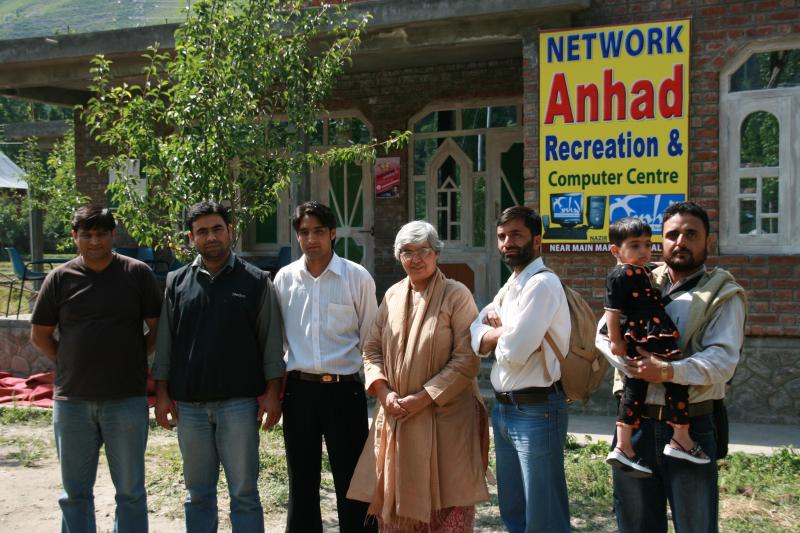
[539,20,690,252]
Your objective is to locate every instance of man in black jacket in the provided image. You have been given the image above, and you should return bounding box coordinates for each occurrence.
[153,201,284,533]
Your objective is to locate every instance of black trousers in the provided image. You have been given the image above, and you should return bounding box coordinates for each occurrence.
[282,377,377,533]
[618,377,691,427]
[618,342,690,427]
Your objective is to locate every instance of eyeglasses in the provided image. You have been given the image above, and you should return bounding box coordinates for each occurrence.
[399,247,434,262]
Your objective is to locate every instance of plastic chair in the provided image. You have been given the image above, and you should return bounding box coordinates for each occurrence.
[113,247,140,259]
[257,246,292,279]
[154,256,183,282]
[136,247,157,269]
[113,246,169,274]
[4,247,67,317]
[277,246,292,270]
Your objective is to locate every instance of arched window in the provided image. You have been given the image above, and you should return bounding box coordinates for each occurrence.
[737,111,779,236]
[410,103,520,247]
[720,43,800,253]
[408,102,523,304]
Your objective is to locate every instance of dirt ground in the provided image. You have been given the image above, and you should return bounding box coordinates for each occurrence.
[0,423,296,533]
[0,421,504,533]
[3,414,794,532]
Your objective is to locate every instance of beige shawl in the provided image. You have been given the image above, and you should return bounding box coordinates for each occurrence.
[347,270,489,527]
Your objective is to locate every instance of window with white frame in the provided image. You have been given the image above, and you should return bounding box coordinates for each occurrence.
[720,44,800,254]
[410,103,520,247]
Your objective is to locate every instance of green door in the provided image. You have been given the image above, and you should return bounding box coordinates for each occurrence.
[499,142,524,285]
[325,161,374,271]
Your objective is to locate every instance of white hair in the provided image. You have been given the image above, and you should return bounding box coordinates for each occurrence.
[393,220,444,261]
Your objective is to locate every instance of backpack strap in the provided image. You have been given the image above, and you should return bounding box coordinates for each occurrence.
[537,267,566,364]
[541,332,561,385]
[544,331,565,362]
[498,264,552,306]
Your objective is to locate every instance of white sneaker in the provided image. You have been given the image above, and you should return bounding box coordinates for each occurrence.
[606,448,653,477]
[663,440,711,465]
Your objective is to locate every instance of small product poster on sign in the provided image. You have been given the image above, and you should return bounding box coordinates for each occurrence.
[539,20,690,252]
[375,157,401,198]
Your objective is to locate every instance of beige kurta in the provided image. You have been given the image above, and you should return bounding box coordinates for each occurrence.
[347,270,489,527]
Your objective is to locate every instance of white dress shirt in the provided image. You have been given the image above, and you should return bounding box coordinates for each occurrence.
[596,267,746,404]
[273,252,378,375]
[470,257,571,392]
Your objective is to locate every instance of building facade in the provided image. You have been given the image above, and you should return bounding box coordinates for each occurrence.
[0,0,798,423]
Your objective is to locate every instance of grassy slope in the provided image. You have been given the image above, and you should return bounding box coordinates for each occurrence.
[0,0,187,40]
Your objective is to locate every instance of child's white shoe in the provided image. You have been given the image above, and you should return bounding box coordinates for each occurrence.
[663,439,711,464]
[606,448,653,477]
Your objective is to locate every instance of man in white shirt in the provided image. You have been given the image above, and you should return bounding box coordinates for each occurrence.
[273,201,378,533]
[596,201,746,533]
[470,206,572,533]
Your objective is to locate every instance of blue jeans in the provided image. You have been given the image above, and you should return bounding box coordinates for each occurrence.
[612,414,718,533]
[176,398,264,533]
[53,396,149,533]
[492,390,571,533]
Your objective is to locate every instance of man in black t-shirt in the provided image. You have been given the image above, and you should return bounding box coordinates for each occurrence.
[31,205,162,533]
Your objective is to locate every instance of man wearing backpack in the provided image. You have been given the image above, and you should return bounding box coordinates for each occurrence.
[596,201,746,533]
[470,206,572,533]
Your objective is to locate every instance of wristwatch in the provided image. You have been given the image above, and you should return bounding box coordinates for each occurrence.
[660,360,671,380]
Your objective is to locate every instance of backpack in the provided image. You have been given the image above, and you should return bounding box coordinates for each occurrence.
[540,269,609,403]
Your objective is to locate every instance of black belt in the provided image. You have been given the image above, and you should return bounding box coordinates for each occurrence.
[287,370,360,383]
[494,382,562,405]
[643,399,714,421]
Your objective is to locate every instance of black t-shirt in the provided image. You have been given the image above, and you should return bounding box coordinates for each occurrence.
[31,253,163,400]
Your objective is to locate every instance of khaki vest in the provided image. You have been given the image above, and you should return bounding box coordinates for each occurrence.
[613,266,747,403]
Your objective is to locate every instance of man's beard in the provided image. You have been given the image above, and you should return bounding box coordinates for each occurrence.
[199,242,229,262]
[501,242,536,268]
[664,247,706,273]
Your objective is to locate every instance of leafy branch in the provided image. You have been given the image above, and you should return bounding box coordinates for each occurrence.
[82,0,407,258]
[19,131,88,251]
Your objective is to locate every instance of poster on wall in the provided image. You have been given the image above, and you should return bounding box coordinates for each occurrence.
[539,19,690,253]
[375,157,401,198]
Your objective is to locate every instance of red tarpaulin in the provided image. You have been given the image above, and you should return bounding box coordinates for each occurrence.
[0,372,158,408]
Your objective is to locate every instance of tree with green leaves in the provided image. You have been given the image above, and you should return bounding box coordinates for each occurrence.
[19,131,88,251]
[84,0,408,257]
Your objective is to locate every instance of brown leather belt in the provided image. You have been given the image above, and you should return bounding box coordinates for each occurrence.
[494,382,562,405]
[642,399,714,421]
[287,370,360,383]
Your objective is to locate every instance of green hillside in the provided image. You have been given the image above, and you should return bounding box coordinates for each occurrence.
[0,0,189,40]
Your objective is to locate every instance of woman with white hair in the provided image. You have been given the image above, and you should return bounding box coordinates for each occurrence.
[347,221,489,532]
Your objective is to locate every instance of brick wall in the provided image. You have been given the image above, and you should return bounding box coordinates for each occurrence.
[73,108,142,248]
[522,0,800,337]
[73,107,111,206]
[69,1,800,335]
